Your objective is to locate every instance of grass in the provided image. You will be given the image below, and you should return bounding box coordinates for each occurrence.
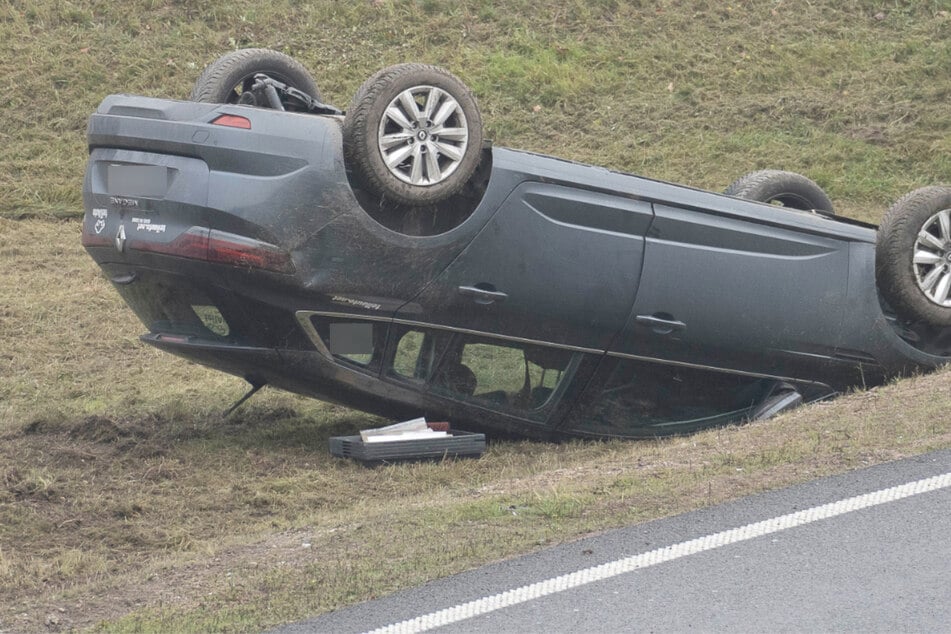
[3,1,951,219]
[3,1,951,631]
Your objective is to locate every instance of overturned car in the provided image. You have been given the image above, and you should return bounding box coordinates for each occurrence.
[82,49,951,439]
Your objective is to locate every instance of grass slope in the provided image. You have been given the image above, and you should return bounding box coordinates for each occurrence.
[2,1,951,632]
[2,0,951,218]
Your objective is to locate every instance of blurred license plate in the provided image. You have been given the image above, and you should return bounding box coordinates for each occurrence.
[106,164,168,197]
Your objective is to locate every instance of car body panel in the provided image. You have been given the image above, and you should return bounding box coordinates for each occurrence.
[397,181,653,351]
[615,202,853,384]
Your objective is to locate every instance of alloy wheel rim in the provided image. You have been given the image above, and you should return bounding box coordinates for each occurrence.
[913,208,951,307]
[377,85,469,187]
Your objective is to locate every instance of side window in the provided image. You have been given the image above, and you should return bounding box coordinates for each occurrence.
[431,336,575,415]
[328,322,374,365]
[390,328,451,382]
[304,316,387,372]
[568,358,771,437]
[384,328,578,418]
[393,330,425,378]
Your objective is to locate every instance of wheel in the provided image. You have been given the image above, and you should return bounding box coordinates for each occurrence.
[749,383,803,421]
[724,169,835,213]
[190,48,320,105]
[343,63,484,206]
[876,186,951,327]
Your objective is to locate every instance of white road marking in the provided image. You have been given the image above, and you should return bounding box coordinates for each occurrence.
[366,472,951,634]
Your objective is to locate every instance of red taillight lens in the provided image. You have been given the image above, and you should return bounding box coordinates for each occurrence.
[133,226,209,259]
[211,114,252,129]
[131,227,294,274]
[206,230,294,274]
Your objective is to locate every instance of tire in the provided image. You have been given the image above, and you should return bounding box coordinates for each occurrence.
[190,48,320,105]
[724,169,835,213]
[343,63,484,206]
[876,186,951,327]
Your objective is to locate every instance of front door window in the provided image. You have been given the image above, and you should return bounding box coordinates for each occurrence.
[566,357,771,437]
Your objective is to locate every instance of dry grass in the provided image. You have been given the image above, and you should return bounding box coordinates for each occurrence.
[1,220,950,632]
[3,1,951,219]
[4,1,951,631]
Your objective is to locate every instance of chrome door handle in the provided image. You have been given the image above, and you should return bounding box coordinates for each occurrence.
[635,314,686,334]
[458,285,508,305]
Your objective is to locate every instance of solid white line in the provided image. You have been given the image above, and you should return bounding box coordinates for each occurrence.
[365,472,951,634]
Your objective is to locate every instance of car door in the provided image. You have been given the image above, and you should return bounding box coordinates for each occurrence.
[612,202,851,379]
[395,181,654,352]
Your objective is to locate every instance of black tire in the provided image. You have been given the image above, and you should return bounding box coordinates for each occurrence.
[343,63,483,206]
[724,169,835,213]
[190,48,320,104]
[876,186,951,327]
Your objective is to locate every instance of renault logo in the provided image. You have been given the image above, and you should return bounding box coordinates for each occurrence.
[115,224,127,252]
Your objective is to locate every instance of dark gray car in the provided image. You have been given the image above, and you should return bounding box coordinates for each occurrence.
[81,50,951,439]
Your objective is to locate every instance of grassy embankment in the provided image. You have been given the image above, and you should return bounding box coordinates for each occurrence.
[2,1,951,631]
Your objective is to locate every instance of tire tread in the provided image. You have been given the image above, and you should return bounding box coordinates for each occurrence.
[190,48,319,103]
[875,186,951,326]
[343,63,483,206]
[724,169,834,213]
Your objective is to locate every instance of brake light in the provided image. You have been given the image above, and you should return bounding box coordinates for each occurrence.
[211,114,252,129]
[143,226,209,258]
[132,227,294,274]
[206,230,294,273]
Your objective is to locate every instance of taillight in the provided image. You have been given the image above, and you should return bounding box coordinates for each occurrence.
[206,230,294,273]
[211,114,252,129]
[132,227,294,274]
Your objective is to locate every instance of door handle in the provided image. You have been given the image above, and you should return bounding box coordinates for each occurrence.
[458,285,508,305]
[635,314,686,335]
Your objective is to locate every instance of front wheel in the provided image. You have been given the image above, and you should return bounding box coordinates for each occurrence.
[724,169,835,214]
[876,186,951,327]
[343,63,484,207]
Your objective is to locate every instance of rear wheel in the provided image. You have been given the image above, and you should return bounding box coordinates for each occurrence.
[343,63,484,206]
[190,48,320,105]
[876,186,951,327]
[724,169,834,213]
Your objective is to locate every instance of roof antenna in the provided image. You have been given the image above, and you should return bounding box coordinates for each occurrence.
[223,378,266,418]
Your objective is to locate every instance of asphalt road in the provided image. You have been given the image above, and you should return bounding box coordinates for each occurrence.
[276,449,951,633]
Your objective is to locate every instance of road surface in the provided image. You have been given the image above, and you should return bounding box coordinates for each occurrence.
[275,449,951,633]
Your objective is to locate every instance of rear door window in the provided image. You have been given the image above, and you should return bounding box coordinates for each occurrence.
[385,326,578,420]
[301,314,388,373]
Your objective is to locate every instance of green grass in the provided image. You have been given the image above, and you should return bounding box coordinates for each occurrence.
[3,1,951,219]
[3,1,951,631]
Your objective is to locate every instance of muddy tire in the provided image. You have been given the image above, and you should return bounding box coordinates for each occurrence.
[876,186,951,326]
[343,63,483,206]
[724,169,835,213]
[190,48,320,104]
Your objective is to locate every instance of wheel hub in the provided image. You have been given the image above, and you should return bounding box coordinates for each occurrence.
[376,84,469,187]
[912,208,951,307]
